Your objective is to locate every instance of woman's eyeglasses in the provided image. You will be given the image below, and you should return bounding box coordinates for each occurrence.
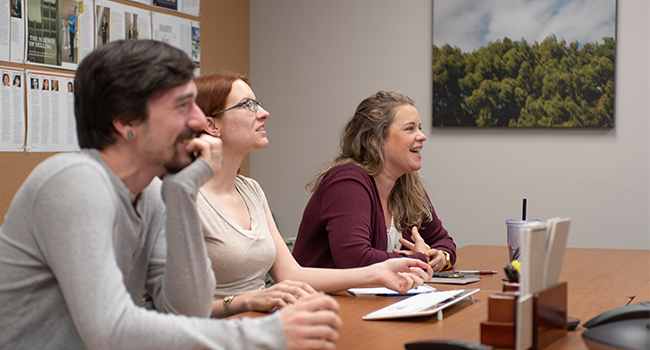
[211,99,263,117]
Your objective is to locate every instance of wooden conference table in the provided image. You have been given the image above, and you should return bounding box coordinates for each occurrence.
[233,245,650,349]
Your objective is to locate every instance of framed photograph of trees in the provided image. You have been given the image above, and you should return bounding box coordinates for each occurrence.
[432,0,616,127]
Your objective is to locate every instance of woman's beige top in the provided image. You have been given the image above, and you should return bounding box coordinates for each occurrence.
[197,176,276,299]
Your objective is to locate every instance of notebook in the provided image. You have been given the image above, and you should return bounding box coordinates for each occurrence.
[362,289,480,320]
[426,275,481,285]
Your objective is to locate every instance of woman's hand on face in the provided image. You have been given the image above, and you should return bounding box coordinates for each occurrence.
[373,258,433,294]
[241,280,318,313]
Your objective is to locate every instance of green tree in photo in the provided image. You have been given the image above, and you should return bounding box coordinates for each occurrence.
[433,34,615,127]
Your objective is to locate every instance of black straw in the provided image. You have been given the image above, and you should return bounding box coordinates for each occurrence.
[522,198,527,220]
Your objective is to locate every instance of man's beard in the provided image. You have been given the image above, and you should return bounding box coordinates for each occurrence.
[164,129,201,174]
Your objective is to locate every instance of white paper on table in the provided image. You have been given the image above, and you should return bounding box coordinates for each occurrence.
[348,284,436,296]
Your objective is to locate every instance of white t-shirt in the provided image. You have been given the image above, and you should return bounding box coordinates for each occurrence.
[387,218,402,252]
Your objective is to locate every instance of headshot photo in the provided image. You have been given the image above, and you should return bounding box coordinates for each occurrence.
[42,79,49,91]
[52,80,59,92]
[13,75,21,88]
[31,78,38,90]
[67,81,74,93]
[2,74,9,86]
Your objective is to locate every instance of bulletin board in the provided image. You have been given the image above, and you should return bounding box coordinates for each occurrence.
[0,0,250,222]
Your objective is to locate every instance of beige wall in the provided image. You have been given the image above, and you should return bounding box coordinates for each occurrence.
[0,0,250,222]
[249,0,649,249]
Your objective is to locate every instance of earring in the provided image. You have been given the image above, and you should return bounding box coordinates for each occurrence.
[126,130,134,139]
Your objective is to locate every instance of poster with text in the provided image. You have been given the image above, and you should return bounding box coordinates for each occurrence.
[1,0,26,63]
[152,12,197,74]
[180,0,198,16]
[95,0,151,47]
[152,0,175,10]
[25,0,92,70]
[191,20,199,75]
[25,70,79,152]
[152,0,199,17]
[0,66,25,151]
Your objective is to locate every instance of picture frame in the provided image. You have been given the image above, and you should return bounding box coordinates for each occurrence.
[433,0,617,127]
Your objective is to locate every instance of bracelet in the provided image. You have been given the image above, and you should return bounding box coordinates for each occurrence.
[223,295,236,317]
[442,251,452,270]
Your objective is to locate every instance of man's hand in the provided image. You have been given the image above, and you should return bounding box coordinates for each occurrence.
[185,134,223,174]
[280,293,342,350]
[242,280,317,313]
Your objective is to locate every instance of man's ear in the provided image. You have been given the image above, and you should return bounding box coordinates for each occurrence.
[205,117,221,138]
[113,118,135,140]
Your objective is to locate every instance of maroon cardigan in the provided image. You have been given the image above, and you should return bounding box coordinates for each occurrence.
[293,164,456,268]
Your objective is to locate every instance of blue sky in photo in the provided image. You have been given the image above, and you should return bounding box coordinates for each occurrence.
[433,0,616,52]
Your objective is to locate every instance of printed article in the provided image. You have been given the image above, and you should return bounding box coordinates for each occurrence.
[0,66,25,151]
[152,12,200,75]
[191,20,199,74]
[25,70,79,152]
[95,0,152,47]
[25,0,92,70]
[152,0,200,17]
[182,0,199,17]
[1,0,26,63]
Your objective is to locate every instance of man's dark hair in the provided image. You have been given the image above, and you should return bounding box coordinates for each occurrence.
[74,40,196,149]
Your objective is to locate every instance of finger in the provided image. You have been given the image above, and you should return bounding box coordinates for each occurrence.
[429,259,439,271]
[409,266,430,281]
[396,272,415,294]
[402,257,430,270]
[302,309,343,330]
[276,280,319,295]
[184,136,208,157]
[292,281,318,295]
[275,283,318,299]
[401,256,432,278]
[392,248,413,256]
[398,238,415,250]
[291,323,340,347]
[408,273,425,288]
[187,133,222,163]
[267,298,288,312]
[278,292,299,305]
[429,254,443,270]
[295,293,341,313]
[425,264,434,278]
[295,338,337,350]
[410,226,424,242]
